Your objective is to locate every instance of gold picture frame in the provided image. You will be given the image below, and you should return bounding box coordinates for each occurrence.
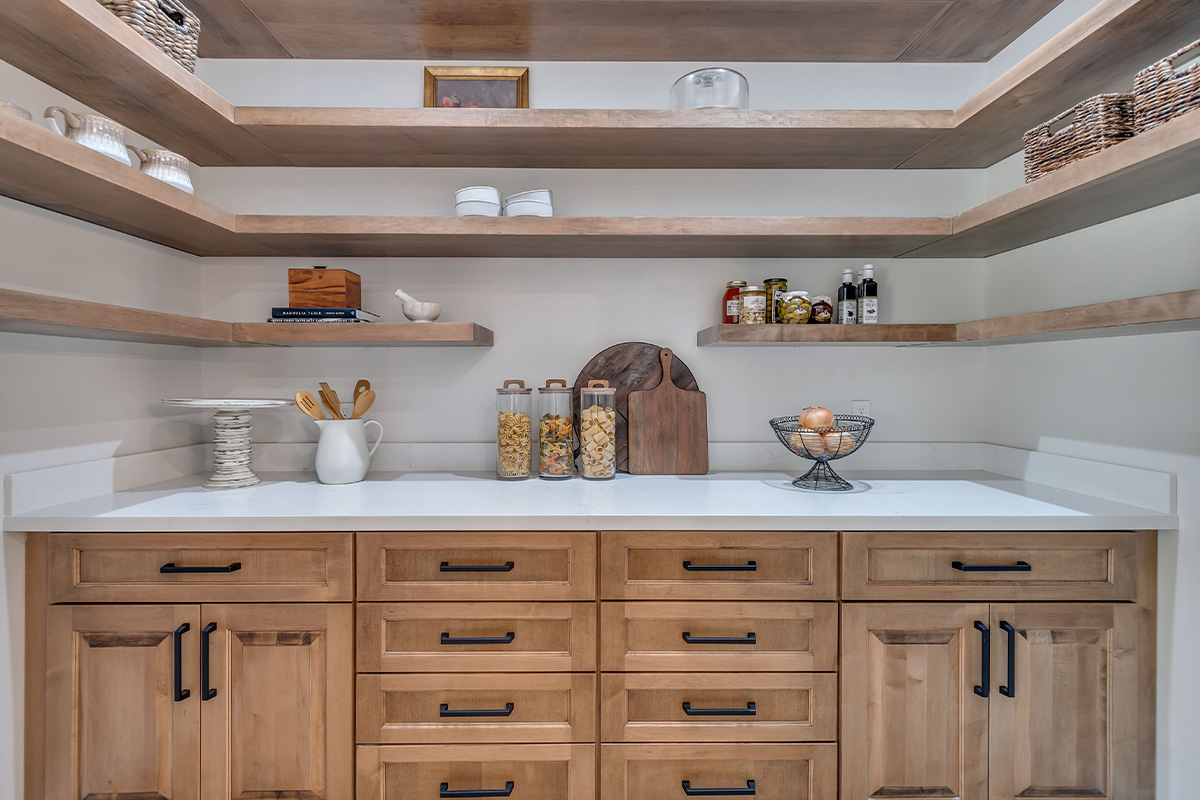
[424,66,530,109]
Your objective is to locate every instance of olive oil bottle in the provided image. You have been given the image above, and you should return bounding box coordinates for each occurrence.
[858,264,879,324]
[837,269,858,324]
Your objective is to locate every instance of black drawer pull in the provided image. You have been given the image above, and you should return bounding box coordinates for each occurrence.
[682,701,756,716]
[200,622,217,701]
[999,621,1016,698]
[682,632,756,645]
[683,560,757,572]
[974,620,990,698]
[440,782,514,798]
[161,562,242,574]
[440,702,515,717]
[952,560,1031,573]
[441,632,516,645]
[683,780,756,796]
[441,561,515,573]
[173,623,190,702]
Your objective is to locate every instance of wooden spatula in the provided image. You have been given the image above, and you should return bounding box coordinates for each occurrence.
[295,391,325,421]
[626,348,709,475]
[318,382,343,419]
[353,379,371,405]
[351,388,376,420]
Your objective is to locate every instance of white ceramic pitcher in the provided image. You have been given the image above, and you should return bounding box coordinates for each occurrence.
[44,106,132,165]
[314,418,383,485]
[127,145,194,193]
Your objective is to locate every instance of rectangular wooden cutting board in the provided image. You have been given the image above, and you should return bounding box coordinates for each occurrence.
[626,348,709,474]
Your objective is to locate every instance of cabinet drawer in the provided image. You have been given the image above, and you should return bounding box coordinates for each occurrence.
[358,673,596,744]
[600,531,836,600]
[358,602,597,672]
[47,532,353,603]
[600,743,836,800]
[356,743,595,800]
[358,532,596,601]
[600,602,837,672]
[842,531,1144,601]
[601,673,837,742]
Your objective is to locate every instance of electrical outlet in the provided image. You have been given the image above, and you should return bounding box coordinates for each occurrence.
[851,400,871,417]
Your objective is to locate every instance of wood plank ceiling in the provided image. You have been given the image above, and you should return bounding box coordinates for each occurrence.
[187,0,1065,61]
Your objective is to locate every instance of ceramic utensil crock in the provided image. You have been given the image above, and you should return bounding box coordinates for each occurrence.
[127,145,194,193]
[43,107,132,165]
[314,418,383,484]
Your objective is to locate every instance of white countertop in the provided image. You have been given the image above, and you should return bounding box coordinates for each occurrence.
[4,470,1176,532]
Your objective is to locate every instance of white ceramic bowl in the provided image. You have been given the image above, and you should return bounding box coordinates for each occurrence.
[455,200,502,217]
[505,189,553,205]
[402,301,442,322]
[503,199,554,217]
[456,186,502,204]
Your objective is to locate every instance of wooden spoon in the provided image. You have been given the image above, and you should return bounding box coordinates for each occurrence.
[318,382,343,419]
[351,388,376,419]
[295,391,325,421]
[353,379,371,405]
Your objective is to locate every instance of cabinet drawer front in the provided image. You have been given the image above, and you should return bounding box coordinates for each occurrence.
[359,532,596,601]
[601,743,836,800]
[601,532,836,600]
[842,532,1142,601]
[358,603,597,672]
[358,674,596,743]
[601,673,837,742]
[47,532,353,603]
[356,744,595,800]
[600,602,837,672]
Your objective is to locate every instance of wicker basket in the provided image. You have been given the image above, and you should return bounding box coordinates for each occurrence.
[97,0,200,73]
[1022,93,1135,182]
[1134,38,1200,133]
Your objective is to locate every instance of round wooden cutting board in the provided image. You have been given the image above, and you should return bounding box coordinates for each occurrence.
[573,341,700,473]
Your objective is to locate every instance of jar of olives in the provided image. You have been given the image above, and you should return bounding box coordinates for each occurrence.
[738,286,768,324]
[776,290,812,323]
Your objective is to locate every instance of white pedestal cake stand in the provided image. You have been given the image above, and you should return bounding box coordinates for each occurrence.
[163,399,291,489]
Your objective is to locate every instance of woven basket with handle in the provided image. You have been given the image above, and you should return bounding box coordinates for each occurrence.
[97,0,200,73]
[1022,93,1135,183]
[1134,38,1200,133]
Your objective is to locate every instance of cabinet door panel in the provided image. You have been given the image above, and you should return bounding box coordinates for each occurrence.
[989,604,1143,800]
[45,604,200,800]
[200,603,354,800]
[840,603,989,800]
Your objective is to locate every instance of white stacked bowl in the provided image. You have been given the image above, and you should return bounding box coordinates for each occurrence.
[504,189,554,217]
[455,186,503,216]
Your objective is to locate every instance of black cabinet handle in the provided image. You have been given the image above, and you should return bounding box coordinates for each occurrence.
[999,621,1016,698]
[160,562,242,574]
[973,621,990,698]
[200,622,217,701]
[440,561,515,573]
[682,632,756,645]
[173,623,190,702]
[440,782,514,798]
[682,780,756,796]
[952,560,1031,573]
[441,632,515,645]
[683,560,757,572]
[440,702,515,717]
[682,701,756,716]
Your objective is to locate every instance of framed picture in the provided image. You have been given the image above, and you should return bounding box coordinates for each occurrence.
[424,66,530,109]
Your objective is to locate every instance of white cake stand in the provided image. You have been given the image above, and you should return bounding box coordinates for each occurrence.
[163,398,291,489]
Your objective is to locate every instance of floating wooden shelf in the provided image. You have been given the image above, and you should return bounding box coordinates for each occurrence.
[2,0,1198,168]
[697,290,1200,347]
[0,288,495,348]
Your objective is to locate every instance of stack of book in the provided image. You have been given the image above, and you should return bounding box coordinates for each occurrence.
[269,307,379,323]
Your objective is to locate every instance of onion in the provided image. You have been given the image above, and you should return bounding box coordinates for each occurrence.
[822,430,856,456]
[798,406,835,429]
[789,428,826,456]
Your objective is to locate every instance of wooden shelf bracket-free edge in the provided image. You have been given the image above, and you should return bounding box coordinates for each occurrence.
[696,289,1200,347]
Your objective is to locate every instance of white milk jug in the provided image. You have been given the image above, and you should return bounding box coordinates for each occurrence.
[314,418,383,485]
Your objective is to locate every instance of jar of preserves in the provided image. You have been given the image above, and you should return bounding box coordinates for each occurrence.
[738,285,768,324]
[538,379,574,479]
[578,380,617,480]
[496,379,532,479]
[722,280,746,324]
[764,277,788,323]
[811,295,834,324]
[777,290,812,323]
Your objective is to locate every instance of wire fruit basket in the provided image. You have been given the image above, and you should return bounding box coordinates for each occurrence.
[769,414,875,491]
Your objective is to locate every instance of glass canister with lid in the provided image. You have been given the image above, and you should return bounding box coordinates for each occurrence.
[496,379,533,479]
[738,285,768,324]
[538,379,574,479]
[670,67,749,109]
[578,380,617,480]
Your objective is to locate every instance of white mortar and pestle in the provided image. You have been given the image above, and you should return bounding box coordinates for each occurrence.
[394,288,441,322]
